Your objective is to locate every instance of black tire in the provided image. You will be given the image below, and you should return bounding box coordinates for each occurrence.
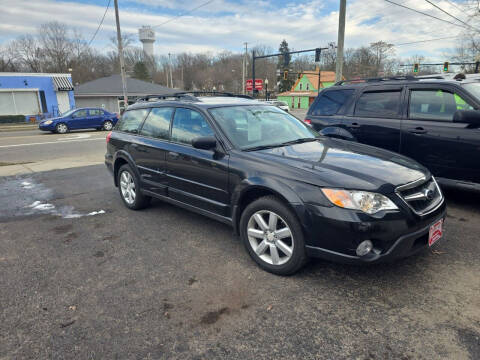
[240,196,307,275]
[55,123,68,134]
[103,120,113,131]
[117,164,151,210]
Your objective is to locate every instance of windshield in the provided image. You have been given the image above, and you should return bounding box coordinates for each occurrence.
[462,82,480,101]
[209,105,319,150]
[60,109,76,117]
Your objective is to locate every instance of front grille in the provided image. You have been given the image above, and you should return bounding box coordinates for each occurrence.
[396,177,443,215]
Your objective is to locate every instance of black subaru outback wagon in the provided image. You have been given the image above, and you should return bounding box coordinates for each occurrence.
[105,93,446,275]
[305,75,480,190]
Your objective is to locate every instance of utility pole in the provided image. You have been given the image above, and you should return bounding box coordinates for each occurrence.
[168,53,173,88]
[335,0,346,82]
[114,0,128,111]
[242,42,248,95]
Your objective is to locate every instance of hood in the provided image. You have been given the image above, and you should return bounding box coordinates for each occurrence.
[42,117,63,123]
[254,138,428,192]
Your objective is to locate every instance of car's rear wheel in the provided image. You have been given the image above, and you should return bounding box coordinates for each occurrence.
[240,196,307,275]
[55,123,68,134]
[117,164,151,210]
[103,120,113,131]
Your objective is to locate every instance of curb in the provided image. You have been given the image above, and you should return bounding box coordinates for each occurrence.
[0,125,38,132]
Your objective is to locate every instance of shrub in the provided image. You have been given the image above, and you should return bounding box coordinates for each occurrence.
[0,115,26,124]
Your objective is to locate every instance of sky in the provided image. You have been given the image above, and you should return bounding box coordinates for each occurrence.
[0,0,476,61]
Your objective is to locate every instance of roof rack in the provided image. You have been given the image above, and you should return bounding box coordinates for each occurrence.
[174,91,253,99]
[135,91,253,103]
[334,75,445,86]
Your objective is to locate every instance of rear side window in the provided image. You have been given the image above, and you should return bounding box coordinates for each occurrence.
[89,109,104,116]
[116,109,149,134]
[355,91,401,118]
[409,89,474,122]
[171,108,214,145]
[310,89,354,115]
[140,107,173,139]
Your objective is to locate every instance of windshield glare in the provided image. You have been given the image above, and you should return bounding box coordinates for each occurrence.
[61,109,76,117]
[462,82,480,101]
[209,105,318,150]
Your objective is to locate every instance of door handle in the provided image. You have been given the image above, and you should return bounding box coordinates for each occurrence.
[350,122,361,128]
[168,151,180,159]
[408,127,427,135]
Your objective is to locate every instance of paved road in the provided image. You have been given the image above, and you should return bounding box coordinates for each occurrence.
[0,129,107,176]
[1,165,479,359]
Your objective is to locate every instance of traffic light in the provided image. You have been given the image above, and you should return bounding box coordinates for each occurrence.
[443,62,449,72]
[283,70,288,80]
[413,63,419,73]
[315,48,321,62]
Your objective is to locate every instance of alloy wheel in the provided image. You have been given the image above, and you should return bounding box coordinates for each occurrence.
[103,121,113,131]
[57,123,68,133]
[247,210,294,266]
[120,170,136,205]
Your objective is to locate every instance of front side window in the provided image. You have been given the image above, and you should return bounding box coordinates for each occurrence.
[116,108,149,133]
[355,90,401,118]
[209,105,318,150]
[409,89,474,121]
[140,107,173,139]
[310,89,354,116]
[73,109,87,118]
[171,108,214,145]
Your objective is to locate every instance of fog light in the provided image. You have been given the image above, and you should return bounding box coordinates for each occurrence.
[356,240,373,257]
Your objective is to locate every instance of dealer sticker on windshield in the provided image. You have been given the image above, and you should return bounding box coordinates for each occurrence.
[428,219,443,246]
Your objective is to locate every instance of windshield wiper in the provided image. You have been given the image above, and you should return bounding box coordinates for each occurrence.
[278,138,318,146]
[243,138,318,152]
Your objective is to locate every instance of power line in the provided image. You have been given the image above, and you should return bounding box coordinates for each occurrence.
[383,0,471,30]
[394,35,462,46]
[424,0,480,32]
[152,0,215,29]
[88,0,111,46]
[444,0,464,13]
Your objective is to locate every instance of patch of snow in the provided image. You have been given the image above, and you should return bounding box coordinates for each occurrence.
[87,210,106,216]
[33,203,55,211]
[28,201,42,208]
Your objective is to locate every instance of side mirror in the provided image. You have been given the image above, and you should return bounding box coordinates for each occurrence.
[192,136,217,150]
[453,110,480,125]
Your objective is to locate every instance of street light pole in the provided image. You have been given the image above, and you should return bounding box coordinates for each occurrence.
[242,42,248,95]
[335,0,346,82]
[114,0,128,112]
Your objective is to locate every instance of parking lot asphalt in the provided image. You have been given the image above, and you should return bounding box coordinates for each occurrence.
[1,164,479,359]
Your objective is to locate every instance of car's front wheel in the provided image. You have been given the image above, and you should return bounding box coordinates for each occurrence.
[55,123,68,134]
[240,196,307,275]
[103,120,113,131]
[117,164,151,210]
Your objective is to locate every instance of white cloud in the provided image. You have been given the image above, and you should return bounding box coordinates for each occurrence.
[0,0,474,60]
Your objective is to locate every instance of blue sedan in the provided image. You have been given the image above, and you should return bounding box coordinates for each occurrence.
[39,108,119,134]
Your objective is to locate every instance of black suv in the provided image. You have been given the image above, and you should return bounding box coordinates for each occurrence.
[106,93,446,275]
[305,75,480,190]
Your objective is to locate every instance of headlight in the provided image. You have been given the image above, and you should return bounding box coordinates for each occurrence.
[44,120,53,125]
[321,188,398,214]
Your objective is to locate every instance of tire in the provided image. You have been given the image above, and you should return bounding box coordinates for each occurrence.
[103,120,113,131]
[240,196,307,275]
[117,164,151,210]
[55,123,68,134]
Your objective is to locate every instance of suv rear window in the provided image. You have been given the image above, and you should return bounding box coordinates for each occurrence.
[310,89,354,116]
[354,90,401,118]
[116,109,149,134]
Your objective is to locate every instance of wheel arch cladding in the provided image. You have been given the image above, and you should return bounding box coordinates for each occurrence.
[231,178,306,235]
[319,126,357,141]
[113,152,137,187]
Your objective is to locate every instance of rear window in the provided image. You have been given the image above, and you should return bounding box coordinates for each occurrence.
[89,109,104,116]
[116,109,149,134]
[354,90,401,118]
[310,89,354,116]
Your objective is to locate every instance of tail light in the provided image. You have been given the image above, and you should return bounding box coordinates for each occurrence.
[106,131,112,143]
[304,118,312,125]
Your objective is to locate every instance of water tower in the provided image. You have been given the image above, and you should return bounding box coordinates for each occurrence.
[138,26,155,57]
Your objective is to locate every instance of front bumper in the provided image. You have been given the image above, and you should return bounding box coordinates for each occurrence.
[301,197,446,264]
[38,123,55,131]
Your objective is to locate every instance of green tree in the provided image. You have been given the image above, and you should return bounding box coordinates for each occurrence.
[278,39,294,92]
[133,61,150,81]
